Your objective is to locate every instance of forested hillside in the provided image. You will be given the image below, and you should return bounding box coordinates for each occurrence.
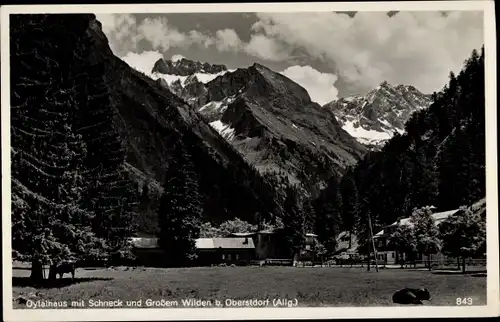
[315,47,486,246]
[10,14,296,274]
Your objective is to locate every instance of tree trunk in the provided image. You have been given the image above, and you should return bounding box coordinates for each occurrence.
[367,242,371,271]
[457,257,461,270]
[30,259,44,284]
[462,257,466,273]
[427,254,431,271]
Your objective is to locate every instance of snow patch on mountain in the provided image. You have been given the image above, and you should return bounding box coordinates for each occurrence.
[171,54,186,62]
[149,70,232,88]
[209,120,236,140]
[342,120,395,146]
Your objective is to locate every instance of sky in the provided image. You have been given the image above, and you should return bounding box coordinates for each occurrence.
[96,11,484,105]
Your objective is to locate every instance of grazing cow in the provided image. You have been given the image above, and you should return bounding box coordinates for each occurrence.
[392,288,430,305]
[49,261,76,280]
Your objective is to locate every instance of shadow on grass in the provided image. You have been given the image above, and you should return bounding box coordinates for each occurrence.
[13,277,113,289]
[12,267,32,271]
[432,270,487,275]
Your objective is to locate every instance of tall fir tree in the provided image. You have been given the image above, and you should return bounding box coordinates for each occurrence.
[314,177,343,253]
[157,139,203,267]
[10,14,138,281]
[282,186,306,257]
[339,169,359,235]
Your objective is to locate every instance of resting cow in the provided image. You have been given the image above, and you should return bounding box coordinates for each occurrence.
[392,288,430,305]
[49,261,76,280]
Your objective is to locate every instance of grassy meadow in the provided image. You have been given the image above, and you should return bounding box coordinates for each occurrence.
[11,263,486,309]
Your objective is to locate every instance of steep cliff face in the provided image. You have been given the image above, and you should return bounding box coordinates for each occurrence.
[324,81,432,149]
[12,14,285,237]
[151,60,366,195]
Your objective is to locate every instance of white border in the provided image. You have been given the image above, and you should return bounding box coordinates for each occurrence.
[1,1,498,321]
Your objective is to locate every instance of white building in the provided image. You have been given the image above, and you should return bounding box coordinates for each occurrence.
[373,209,460,265]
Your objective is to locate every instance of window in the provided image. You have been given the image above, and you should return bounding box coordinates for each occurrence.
[236,254,240,260]
[222,254,225,260]
[228,254,232,261]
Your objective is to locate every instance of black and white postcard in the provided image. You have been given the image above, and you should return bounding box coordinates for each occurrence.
[1,1,498,321]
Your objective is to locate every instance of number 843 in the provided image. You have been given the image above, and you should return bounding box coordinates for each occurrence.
[456,297,473,305]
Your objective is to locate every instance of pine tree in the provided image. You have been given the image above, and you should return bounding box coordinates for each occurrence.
[315,177,343,253]
[10,14,138,281]
[74,30,138,252]
[340,169,359,235]
[157,140,203,267]
[302,198,316,235]
[282,186,306,257]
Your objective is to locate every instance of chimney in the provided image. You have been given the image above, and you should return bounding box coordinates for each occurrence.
[243,237,248,244]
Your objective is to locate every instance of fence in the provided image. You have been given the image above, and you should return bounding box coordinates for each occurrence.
[250,259,293,266]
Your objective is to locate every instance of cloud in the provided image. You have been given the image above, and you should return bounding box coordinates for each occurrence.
[280,65,339,105]
[215,29,244,52]
[121,51,163,74]
[96,14,141,57]
[244,35,291,61]
[96,14,293,63]
[138,17,214,52]
[251,11,484,93]
[96,14,214,56]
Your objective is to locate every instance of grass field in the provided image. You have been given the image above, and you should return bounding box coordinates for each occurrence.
[11,265,487,308]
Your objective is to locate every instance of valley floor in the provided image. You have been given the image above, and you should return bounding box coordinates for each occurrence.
[11,265,486,308]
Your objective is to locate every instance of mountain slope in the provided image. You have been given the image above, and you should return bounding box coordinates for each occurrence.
[324,81,432,149]
[11,14,287,239]
[151,59,366,196]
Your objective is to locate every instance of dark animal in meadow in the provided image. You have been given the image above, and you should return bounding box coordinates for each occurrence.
[16,296,28,305]
[49,261,76,280]
[392,288,431,305]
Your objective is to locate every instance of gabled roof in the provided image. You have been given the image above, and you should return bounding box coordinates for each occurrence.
[130,237,255,250]
[196,237,255,249]
[374,208,461,238]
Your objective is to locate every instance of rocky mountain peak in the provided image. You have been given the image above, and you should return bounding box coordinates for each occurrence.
[324,81,432,149]
[165,60,367,194]
[152,57,228,76]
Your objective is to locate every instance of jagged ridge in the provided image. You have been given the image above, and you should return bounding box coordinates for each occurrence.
[324,81,432,149]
